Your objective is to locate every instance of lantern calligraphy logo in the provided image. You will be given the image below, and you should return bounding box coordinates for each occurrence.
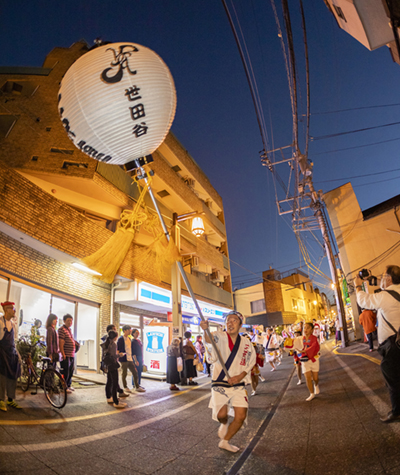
[101,44,139,84]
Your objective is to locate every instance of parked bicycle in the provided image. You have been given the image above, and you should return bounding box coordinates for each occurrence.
[19,341,67,409]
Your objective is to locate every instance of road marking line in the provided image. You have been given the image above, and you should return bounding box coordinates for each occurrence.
[333,348,380,365]
[0,382,210,426]
[0,392,210,453]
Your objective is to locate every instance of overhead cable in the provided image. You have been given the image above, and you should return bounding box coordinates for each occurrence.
[311,120,400,141]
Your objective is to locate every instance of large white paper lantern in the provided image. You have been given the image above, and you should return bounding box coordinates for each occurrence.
[58,42,177,165]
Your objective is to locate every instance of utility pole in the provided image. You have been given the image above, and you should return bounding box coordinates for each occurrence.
[307,179,349,346]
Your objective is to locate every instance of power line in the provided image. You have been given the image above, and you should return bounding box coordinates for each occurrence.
[311,120,400,141]
[306,102,400,116]
[310,136,400,156]
[315,167,400,184]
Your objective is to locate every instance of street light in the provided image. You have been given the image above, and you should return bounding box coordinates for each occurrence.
[191,216,205,237]
[173,212,205,237]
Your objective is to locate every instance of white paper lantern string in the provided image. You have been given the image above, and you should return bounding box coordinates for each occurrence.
[58,43,177,165]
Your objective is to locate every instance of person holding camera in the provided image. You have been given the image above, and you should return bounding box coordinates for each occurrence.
[354,265,400,423]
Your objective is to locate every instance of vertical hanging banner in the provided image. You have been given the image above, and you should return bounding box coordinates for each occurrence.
[58,42,177,165]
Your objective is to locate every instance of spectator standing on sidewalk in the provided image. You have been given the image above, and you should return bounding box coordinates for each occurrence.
[46,313,60,367]
[359,308,377,352]
[355,266,400,423]
[117,325,145,393]
[335,318,341,346]
[58,314,76,394]
[131,329,145,388]
[182,331,198,385]
[195,335,210,376]
[0,302,21,411]
[167,337,181,391]
[101,330,127,409]
[301,322,321,401]
[100,324,129,400]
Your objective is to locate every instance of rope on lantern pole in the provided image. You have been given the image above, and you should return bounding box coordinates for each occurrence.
[135,162,231,380]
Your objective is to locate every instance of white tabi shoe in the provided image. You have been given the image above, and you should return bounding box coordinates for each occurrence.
[306,393,315,401]
[314,384,320,395]
[259,375,265,382]
[297,380,302,385]
[218,439,240,453]
[218,423,229,439]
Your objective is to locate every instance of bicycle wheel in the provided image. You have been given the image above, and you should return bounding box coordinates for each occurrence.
[19,362,31,392]
[43,368,67,409]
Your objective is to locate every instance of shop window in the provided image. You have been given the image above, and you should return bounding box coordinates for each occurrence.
[292,298,298,311]
[0,276,9,305]
[51,296,75,328]
[0,115,17,138]
[250,299,266,314]
[9,281,51,338]
[76,303,99,371]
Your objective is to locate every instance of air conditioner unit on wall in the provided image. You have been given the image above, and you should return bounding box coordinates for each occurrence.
[184,177,195,188]
[192,256,199,269]
[211,270,221,282]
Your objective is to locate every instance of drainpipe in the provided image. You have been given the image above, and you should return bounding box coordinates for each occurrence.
[110,280,132,327]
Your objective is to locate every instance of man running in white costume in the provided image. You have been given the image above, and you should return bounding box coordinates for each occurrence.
[200,311,256,453]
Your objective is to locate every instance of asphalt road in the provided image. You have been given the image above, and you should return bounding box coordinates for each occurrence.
[1,339,399,475]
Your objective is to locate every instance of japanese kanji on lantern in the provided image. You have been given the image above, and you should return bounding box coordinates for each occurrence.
[58,42,177,165]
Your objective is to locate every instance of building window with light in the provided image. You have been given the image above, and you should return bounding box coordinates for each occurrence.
[292,298,298,310]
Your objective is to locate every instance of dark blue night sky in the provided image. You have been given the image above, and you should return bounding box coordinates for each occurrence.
[2,1,400,299]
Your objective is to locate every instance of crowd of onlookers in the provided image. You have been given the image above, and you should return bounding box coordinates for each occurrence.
[46,315,147,409]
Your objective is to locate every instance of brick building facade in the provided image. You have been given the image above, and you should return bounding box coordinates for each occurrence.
[0,41,232,373]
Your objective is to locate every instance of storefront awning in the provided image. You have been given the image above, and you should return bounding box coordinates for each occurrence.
[246,311,297,327]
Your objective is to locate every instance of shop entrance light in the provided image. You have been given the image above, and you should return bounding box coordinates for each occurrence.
[71,262,102,276]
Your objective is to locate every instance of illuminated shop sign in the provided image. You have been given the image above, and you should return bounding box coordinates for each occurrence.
[138,282,229,321]
[143,325,168,374]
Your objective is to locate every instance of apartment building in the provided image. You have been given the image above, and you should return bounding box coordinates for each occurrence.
[235,268,329,328]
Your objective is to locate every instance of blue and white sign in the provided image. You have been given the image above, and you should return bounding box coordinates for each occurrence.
[143,325,168,374]
[138,282,230,322]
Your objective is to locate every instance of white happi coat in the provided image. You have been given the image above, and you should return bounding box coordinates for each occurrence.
[205,331,256,384]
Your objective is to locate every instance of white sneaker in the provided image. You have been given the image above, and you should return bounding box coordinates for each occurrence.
[218,423,229,439]
[124,388,133,393]
[113,402,127,409]
[306,393,315,401]
[297,380,302,385]
[135,387,146,393]
[218,439,239,453]
[107,397,114,404]
[314,384,320,395]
